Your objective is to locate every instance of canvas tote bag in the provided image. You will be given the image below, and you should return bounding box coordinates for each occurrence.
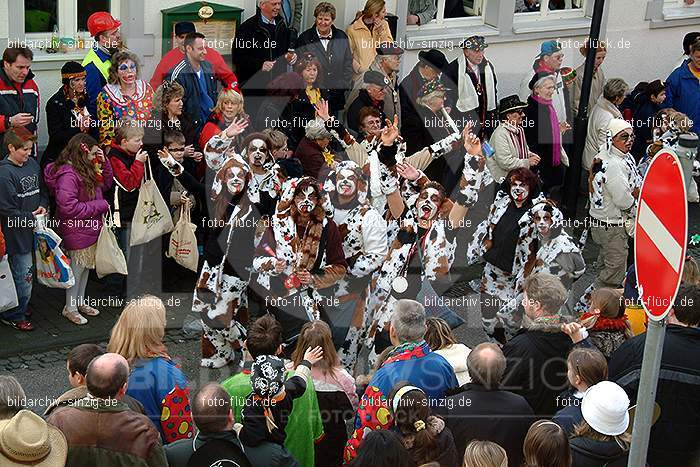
[130,157,174,246]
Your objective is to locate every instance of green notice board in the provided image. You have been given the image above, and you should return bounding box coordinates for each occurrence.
[161,2,243,57]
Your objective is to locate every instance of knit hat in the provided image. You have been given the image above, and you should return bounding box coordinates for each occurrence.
[560,66,577,85]
[174,21,196,36]
[0,410,68,466]
[460,35,488,51]
[250,355,286,399]
[60,61,86,83]
[581,381,630,436]
[539,40,562,57]
[608,118,633,138]
[419,78,448,97]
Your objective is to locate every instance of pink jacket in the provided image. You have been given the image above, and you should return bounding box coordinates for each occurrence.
[43,159,113,250]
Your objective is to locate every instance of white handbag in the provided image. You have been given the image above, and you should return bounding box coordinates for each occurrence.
[130,157,174,246]
[0,256,19,312]
[167,198,199,272]
[95,210,128,278]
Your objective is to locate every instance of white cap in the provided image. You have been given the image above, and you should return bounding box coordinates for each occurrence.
[581,381,630,436]
[607,118,633,138]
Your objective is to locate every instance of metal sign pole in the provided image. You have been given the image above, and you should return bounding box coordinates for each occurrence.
[627,317,667,466]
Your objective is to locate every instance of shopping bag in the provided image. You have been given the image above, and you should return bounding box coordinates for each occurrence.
[96,211,128,278]
[167,198,199,272]
[0,256,19,312]
[130,157,174,246]
[34,214,75,289]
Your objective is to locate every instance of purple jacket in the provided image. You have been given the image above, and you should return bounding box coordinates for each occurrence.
[44,159,114,250]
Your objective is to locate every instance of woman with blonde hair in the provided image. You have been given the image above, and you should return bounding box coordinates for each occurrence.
[107,295,193,444]
[462,440,508,467]
[291,320,358,467]
[424,317,471,386]
[199,88,249,149]
[347,0,393,76]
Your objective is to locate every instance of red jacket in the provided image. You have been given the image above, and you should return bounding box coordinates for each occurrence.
[150,47,239,92]
[0,225,5,258]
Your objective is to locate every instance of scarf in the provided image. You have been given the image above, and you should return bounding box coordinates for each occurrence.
[456,53,497,113]
[532,94,562,166]
[503,121,529,159]
[306,86,321,105]
[690,62,700,81]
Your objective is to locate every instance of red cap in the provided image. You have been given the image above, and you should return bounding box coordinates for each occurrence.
[87,12,121,37]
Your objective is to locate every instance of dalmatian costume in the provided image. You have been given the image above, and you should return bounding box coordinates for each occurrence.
[194,136,262,368]
[321,160,388,371]
[363,149,485,365]
[252,177,347,341]
[466,181,545,342]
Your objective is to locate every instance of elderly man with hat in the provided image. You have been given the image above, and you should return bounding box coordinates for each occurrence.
[399,49,447,122]
[42,62,94,169]
[519,40,570,127]
[0,409,68,465]
[445,35,498,138]
[150,22,239,92]
[347,42,403,126]
[486,95,540,184]
[346,70,390,133]
[82,11,122,117]
[588,118,642,289]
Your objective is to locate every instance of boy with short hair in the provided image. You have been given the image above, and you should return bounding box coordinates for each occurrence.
[44,343,145,417]
[0,128,47,331]
[220,315,324,467]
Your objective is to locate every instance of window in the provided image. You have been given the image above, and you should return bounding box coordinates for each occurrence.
[663,0,700,19]
[78,0,110,32]
[407,0,485,30]
[514,0,586,18]
[25,0,58,33]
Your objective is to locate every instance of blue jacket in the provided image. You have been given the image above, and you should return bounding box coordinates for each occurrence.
[664,60,700,134]
[166,58,217,133]
[126,357,192,443]
[82,45,112,117]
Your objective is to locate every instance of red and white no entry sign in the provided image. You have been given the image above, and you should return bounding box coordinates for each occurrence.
[634,148,688,321]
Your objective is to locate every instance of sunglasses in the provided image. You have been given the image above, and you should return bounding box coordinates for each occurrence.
[616,133,635,142]
[118,63,137,72]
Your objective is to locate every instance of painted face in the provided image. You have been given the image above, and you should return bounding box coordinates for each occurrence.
[534,209,553,237]
[226,166,247,195]
[336,169,358,197]
[510,180,529,203]
[247,139,268,167]
[295,186,318,214]
[417,187,442,220]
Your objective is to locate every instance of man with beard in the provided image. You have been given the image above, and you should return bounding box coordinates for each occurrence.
[253,177,347,344]
[322,160,388,370]
[365,129,487,362]
[445,36,498,139]
[467,168,545,343]
[193,122,260,369]
[82,12,122,117]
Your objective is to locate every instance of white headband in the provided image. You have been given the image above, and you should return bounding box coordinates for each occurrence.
[392,385,423,413]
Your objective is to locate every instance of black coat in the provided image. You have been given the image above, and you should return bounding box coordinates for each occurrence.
[609,325,700,466]
[443,383,534,467]
[631,94,662,161]
[524,95,565,194]
[444,56,498,137]
[42,87,97,170]
[295,26,353,113]
[501,327,581,417]
[232,13,292,96]
[570,437,629,467]
[398,65,432,123]
[345,89,386,134]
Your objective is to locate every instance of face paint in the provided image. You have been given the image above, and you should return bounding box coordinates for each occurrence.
[417,187,442,220]
[510,180,529,203]
[534,209,553,237]
[226,166,246,194]
[248,139,268,167]
[295,186,318,213]
[336,169,357,197]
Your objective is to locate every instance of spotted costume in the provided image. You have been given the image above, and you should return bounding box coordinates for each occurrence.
[467,188,545,341]
[322,161,388,371]
[95,80,154,147]
[363,148,485,364]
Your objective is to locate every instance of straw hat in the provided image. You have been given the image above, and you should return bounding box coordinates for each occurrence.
[0,410,67,466]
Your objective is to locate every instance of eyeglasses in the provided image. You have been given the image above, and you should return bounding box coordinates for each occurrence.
[616,133,635,142]
[168,146,185,153]
[118,63,137,72]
